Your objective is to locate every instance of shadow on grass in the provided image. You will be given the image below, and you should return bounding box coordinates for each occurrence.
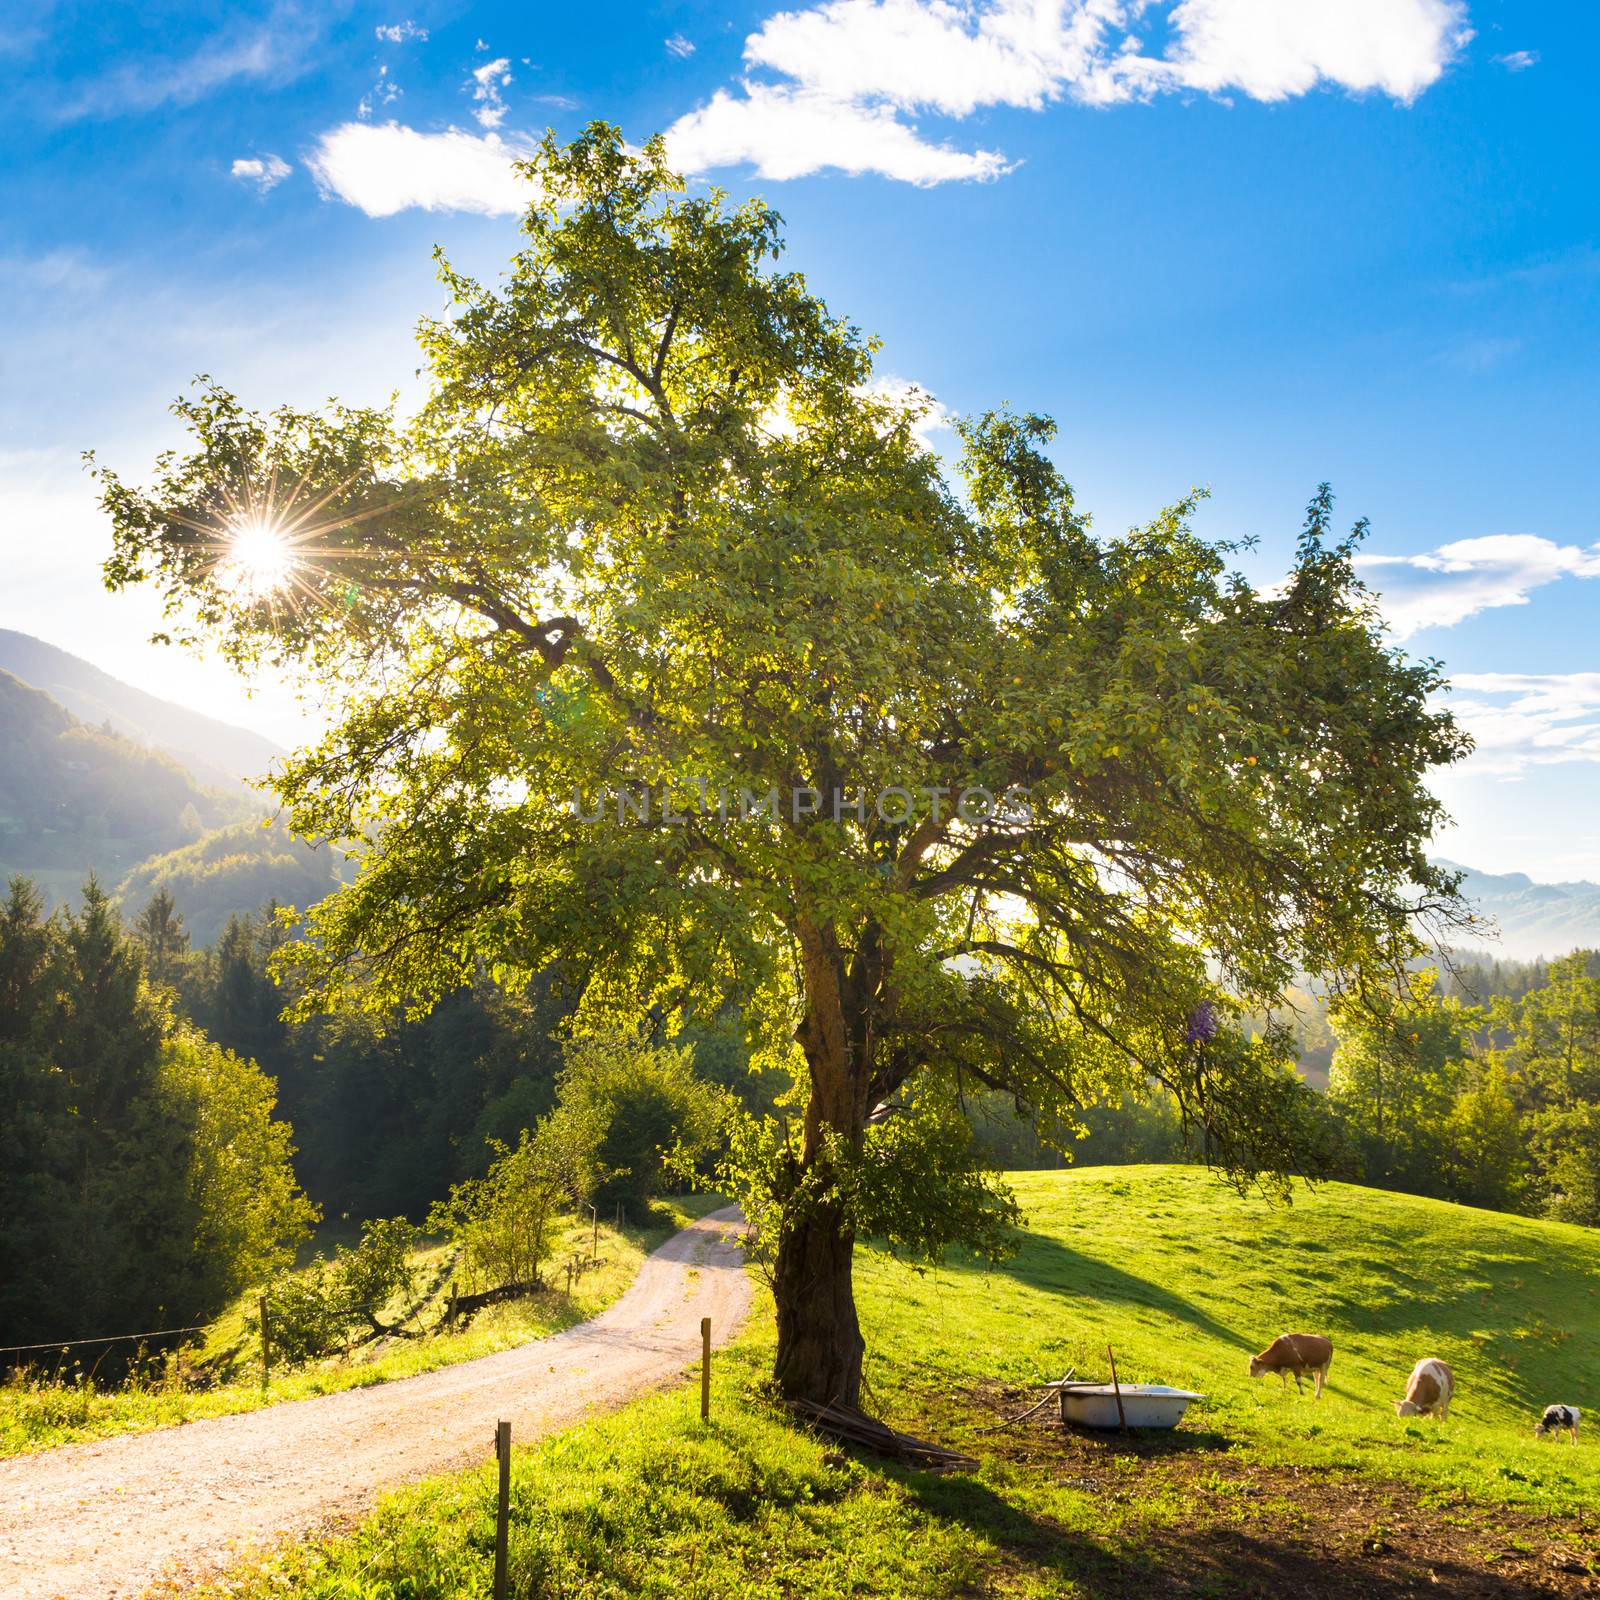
[971,1227,1253,1352]
[892,1464,1555,1600]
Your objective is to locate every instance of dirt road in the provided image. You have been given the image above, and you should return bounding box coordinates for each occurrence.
[0,1207,749,1599]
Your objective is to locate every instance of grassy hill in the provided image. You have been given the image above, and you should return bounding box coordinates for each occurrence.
[190,1167,1600,1599]
[862,1167,1600,1510]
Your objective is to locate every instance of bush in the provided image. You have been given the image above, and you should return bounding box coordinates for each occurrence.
[558,1033,724,1207]
[263,1216,419,1363]
[428,1104,603,1296]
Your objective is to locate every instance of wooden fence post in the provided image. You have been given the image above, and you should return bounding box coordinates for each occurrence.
[259,1294,271,1389]
[700,1316,711,1421]
[591,1203,599,1262]
[493,1420,511,1600]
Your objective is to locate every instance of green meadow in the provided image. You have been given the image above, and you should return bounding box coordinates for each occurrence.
[186,1167,1600,1598]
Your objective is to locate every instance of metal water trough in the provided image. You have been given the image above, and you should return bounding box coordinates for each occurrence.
[1057,1382,1204,1430]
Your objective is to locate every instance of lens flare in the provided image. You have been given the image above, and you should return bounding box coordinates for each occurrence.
[222,518,294,598]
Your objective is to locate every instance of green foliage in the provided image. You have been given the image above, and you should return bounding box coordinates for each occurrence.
[159,1025,320,1304]
[173,909,577,1220]
[1324,956,1600,1223]
[97,125,1472,1393]
[717,1094,1021,1280]
[557,1032,724,1206]
[427,1107,604,1295]
[264,1216,419,1364]
[0,876,314,1349]
[132,885,189,986]
[1328,972,1479,1191]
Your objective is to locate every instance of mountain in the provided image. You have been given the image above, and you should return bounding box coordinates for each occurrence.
[0,630,282,792]
[0,668,250,900]
[1442,859,1600,963]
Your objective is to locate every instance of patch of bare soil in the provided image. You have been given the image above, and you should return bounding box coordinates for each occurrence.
[913,1380,1600,1598]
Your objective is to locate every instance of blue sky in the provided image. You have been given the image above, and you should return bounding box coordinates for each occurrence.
[1,0,1597,879]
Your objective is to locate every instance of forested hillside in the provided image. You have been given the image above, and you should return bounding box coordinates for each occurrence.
[0,664,341,937]
[0,879,314,1350]
[0,630,281,792]
[116,819,345,946]
[0,669,247,898]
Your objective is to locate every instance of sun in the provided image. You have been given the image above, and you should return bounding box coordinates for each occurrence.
[221,518,294,598]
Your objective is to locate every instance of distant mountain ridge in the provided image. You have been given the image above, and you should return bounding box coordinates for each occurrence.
[1441,859,1600,963]
[0,667,250,900]
[0,646,341,939]
[0,630,282,792]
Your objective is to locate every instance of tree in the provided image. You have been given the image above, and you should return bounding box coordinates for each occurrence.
[1497,952,1600,1110]
[96,126,1469,1407]
[556,1033,723,1207]
[428,1105,603,1295]
[1327,974,1478,1193]
[133,886,190,986]
[157,1025,320,1307]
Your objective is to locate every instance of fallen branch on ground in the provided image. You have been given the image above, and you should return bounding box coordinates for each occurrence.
[785,1398,978,1472]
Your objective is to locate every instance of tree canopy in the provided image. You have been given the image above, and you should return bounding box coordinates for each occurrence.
[97,124,1470,1406]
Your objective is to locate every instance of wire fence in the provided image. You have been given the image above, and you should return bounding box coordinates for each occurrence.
[0,1322,213,1358]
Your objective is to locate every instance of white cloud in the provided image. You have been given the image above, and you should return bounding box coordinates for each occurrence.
[305,122,536,217]
[311,0,1469,205]
[231,153,292,193]
[1150,0,1471,103]
[667,0,1471,183]
[1445,674,1600,776]
[1494,49,1538,72]
[858,374,952,444]
[358,61,402,117]
[666,33,697,59]
[1355,535,1600,638]
[670,83,1008,183]
[471,56,513,128]
[376,20,428,44]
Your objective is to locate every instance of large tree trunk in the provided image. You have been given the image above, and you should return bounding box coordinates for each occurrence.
[771,1199,864,1406]
[771,914,872,1406]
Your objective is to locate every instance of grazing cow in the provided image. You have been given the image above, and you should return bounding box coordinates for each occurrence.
[1248,1333,1334,1398]
[1535,1404,1580,1444]
[1395,1357,1454,1419]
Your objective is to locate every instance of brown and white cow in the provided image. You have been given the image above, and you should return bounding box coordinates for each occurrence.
[1248,1332,1333,1398]
[1395,1357,1454,1419]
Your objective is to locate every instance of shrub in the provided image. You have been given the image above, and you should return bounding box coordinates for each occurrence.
[428,1104,603,1296]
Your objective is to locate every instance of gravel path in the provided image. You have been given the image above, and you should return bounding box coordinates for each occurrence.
[0,1207,750,1600]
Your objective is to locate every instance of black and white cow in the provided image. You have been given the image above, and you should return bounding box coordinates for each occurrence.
[1534,1404,1580,1444]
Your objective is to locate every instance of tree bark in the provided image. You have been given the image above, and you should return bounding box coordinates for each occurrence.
[771,1199,865,1406]
[770,912,871,1406]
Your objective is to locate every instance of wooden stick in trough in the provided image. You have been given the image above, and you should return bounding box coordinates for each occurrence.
[1106,1345,1128,1432]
